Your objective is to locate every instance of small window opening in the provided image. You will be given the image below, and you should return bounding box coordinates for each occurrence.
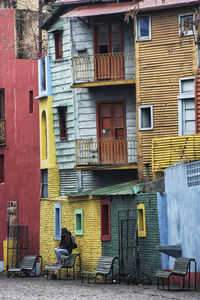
[58,107,67,140]
[29,90,33,114]
[0,154,4,183]
[54,31,63,60]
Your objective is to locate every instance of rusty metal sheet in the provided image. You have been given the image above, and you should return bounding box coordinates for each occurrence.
[138,0,199,12]
[62,2,136,18]
[61,0,198,18]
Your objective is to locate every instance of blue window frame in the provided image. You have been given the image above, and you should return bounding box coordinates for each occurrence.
[54,203,61,240]
[38,56,52,97]
[136,15,151,41]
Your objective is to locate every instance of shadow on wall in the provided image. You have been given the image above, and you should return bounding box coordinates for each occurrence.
[157,162,200,273]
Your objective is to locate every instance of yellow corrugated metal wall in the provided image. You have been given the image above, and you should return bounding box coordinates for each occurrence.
[152,135,200,172]
[136,7,198,180]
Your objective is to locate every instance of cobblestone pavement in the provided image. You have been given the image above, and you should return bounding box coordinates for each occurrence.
[0,276,200,300]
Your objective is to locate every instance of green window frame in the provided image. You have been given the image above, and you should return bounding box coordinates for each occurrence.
[74,209,83,235]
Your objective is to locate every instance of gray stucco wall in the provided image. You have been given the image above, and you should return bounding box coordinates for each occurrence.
[163,162,200,272]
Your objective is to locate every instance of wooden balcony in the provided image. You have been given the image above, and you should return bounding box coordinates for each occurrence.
[75,137,137,168]
[152,135,200,173]
[72,52,135,88]
[0,120,6,145]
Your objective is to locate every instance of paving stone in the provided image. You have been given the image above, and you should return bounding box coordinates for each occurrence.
[0,276,200,300]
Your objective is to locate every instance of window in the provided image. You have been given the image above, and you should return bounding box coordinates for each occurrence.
[0,155,4,183]
[136,15,151,41]
[139,105,153,130]
[0,89,5,120]
[54,31,63,60]
[38,56,51,97]
[178,78,195,136]
[179,13,194,36]
[29,90,33,114]
[74,209,83,235]
[58,107,67,140]
[137,204,146,237]
[94,23,124,80]
[54,203,61,240]
[41,169,48,198]
[100,199,110,241]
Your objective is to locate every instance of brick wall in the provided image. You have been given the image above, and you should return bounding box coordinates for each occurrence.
[136,193,162,278]
[101,193,161,280]
[40,197,101,275]
[48,165,60,198]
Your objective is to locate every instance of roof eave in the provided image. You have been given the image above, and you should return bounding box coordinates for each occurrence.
[39,5,66,30]
[138,1,199,13]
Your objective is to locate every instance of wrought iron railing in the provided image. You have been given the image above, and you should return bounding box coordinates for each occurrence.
[152,134,200,173]
[73,52,134,84]
[0,120,6,145]
[75,137,137,165]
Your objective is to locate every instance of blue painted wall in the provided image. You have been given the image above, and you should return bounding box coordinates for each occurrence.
[157,192,169,269]
[160,162,200,272]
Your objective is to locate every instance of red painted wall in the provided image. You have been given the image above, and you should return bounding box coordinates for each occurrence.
[0,9,40,260]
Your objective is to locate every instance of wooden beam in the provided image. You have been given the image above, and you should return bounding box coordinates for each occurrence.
[71,79,135,88]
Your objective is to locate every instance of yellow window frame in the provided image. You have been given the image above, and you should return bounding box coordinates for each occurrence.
[137,203,146,237]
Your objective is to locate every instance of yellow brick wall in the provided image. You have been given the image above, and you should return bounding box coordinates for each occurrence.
[48,165,60,198]
[40,197,101,276]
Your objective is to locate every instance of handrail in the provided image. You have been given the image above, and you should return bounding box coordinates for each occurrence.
[75,136,137,165]
[73,51,134,83]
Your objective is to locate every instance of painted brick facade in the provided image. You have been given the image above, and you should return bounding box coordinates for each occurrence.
[135,193,162,278]
[48,165,60,198]
[101,194,161,279]
[40,197,101,274]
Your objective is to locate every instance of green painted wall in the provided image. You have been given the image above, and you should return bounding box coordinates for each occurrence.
[102,193,161,279]
[135,193,162,278]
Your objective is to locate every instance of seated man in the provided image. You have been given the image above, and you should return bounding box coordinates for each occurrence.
[54,227,73,264]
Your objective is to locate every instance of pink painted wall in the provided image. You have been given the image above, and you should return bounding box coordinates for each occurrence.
[0,9,40,260]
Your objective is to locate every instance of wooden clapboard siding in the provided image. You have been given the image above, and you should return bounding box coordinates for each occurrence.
[48,17,75,170]
[195,71,200,133]
[136,7,198,180]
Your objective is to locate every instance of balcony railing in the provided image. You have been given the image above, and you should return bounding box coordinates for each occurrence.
[73,52,134,84]
[0,120,6,145]
[152,135,200,173]
[75,137,137,166]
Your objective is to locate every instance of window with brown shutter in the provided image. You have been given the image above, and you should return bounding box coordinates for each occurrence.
[58,107,67,139]
[54,31,63,60]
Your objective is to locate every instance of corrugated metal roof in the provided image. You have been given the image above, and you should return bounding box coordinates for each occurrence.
[62,2,136,18]
[68,180,138,197]
[62,0,198,18]
[138,0,199,12]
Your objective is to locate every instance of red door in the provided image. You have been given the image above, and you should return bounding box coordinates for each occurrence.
[97,101,127,164]
[94,23,124,81]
